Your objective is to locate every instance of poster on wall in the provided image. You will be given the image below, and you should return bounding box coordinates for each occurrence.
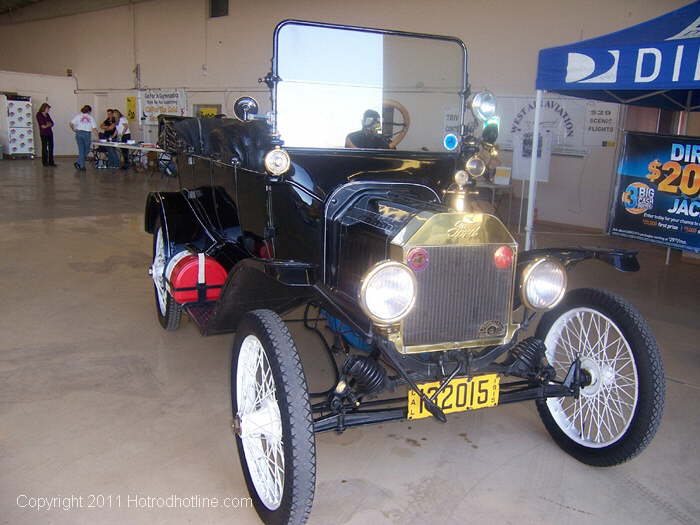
[141,88,187,125]
[583,101,618,147]
[511,129,553,182]
[125,96,137,121]
[193,104,222,118]
[443,107,460,134]
[497,95,619,156]
[608,131,700,253]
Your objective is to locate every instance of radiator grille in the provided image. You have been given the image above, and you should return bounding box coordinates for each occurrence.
[402,244,516,348]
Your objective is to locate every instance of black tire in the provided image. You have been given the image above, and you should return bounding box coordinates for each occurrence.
[535,288,665,466]
[231,310,315,525]
[152,218,182,331]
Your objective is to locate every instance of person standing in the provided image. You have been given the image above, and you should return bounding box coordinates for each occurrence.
[36,103,56,166]
[70,105,97,171]
[113,109,131,169]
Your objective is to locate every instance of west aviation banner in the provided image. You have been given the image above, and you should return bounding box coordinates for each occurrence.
[609,131,700,253]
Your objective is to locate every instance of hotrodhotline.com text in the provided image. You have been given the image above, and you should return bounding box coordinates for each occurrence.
[16,493,252,511]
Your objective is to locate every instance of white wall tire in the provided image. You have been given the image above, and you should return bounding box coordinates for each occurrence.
[151,219,182,331]
[231,310,315,525]
[536,288,665,466]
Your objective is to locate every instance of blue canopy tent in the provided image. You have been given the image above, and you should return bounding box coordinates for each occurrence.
[525,1,700,249]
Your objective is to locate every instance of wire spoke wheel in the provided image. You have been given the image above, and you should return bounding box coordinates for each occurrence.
[536,288,664,466]
[236,334,285,510]
[544,308,638,447]
[231,310,315,525]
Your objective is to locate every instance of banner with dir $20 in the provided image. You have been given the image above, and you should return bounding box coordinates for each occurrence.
[609,131,700,253]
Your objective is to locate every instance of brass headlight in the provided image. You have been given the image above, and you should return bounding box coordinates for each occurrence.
[465,155,486,178]
[359,261,417,325]
[264,147,291,175]
[454,170,468,186]
[470,91,497,122]
[521,258,567,310]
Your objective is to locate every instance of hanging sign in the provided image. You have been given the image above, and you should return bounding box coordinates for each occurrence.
[141,89,187,126]
[608,131,700,253]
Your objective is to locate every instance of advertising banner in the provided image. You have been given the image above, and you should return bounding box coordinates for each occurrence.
[141,89,187,126]
[608,131,700,253]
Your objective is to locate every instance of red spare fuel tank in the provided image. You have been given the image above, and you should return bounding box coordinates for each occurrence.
[165,251,227,304]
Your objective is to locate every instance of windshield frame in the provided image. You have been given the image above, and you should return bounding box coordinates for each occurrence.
[270,19,469,150]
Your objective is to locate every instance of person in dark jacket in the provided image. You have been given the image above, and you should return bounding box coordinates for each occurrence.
[99,109,116,140]
[345,109,391,149]
[36,103,56,166]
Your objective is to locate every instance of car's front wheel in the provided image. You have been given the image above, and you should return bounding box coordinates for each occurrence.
[535,288,665,466]
[231,310,315,525]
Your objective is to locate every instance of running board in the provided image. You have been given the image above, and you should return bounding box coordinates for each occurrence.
[184,302,221,335]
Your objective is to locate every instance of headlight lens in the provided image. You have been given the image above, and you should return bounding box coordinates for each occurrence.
[360,261,417,324]
[264,148,291,175]
[465,155,486,177]
[454,170,468,186]
[471,91,497,121]
[521,258,567,310]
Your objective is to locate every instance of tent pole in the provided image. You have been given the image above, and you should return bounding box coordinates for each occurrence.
[605,105,627,233]
[525,89,543,250]
[665,91,692,266]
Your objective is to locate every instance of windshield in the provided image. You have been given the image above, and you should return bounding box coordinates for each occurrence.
[273,21,466,152]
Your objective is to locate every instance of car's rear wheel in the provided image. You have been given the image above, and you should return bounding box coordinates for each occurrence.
[535,288,664,466]
[151,218,182,330]
[231,310,315,525]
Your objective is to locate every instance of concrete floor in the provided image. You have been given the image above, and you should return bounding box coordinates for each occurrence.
[1,158,698,525]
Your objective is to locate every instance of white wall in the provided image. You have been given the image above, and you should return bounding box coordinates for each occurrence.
[0,71,78,155]
[0,0,689,228]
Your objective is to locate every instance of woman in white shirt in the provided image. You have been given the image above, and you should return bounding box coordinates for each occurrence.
[113,109,131,169]
[69,105,97,171]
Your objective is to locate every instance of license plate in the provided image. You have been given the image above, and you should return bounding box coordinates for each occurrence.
[407,374,500,420]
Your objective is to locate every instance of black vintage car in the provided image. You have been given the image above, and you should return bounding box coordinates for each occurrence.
[144,20,665,525]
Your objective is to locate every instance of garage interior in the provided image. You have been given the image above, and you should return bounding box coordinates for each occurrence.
[1,1,699,525]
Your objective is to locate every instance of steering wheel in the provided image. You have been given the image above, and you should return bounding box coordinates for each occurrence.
[382,99,410,148]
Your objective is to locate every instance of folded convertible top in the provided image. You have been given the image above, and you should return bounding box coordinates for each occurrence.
[159,115,273,172]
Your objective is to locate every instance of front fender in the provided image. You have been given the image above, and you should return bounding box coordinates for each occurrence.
[513,248,639,310]
[202,258,316,334]
[518,247,640,272]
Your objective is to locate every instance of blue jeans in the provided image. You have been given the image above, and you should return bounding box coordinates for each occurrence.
[107,146,121,168]
[75,130,91,168]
